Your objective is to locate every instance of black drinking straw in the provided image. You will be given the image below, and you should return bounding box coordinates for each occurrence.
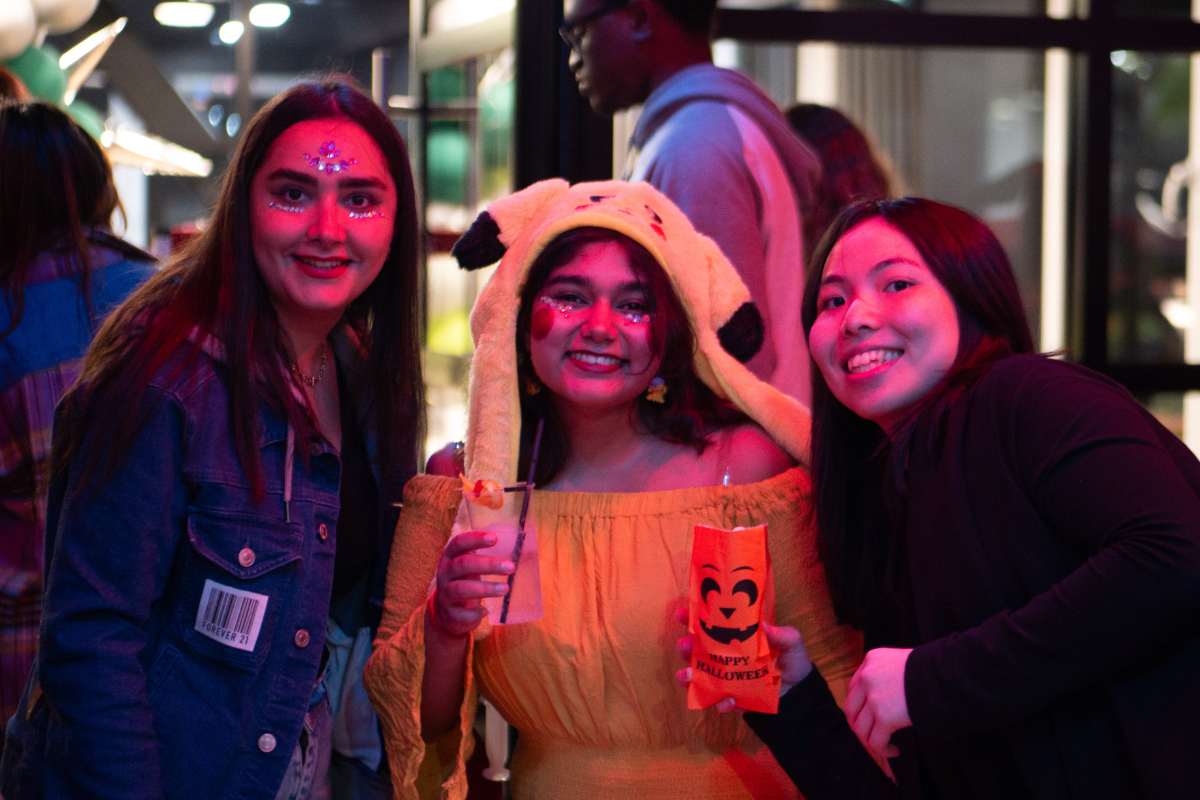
[499,418,544,624]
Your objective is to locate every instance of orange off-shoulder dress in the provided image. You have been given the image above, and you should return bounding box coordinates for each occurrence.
[364,467,863,800]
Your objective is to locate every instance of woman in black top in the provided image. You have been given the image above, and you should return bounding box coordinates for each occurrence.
[679,198,1200,800]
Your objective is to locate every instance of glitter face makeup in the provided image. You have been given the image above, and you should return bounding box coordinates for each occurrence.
[536,295,651,325]
[250,119,397,335]
[303,141,358,173]
[526,240,662,412]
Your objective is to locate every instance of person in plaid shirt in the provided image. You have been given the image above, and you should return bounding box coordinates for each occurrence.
[0,100,155,749]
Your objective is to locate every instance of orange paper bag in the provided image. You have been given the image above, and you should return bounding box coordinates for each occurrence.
[687,524,780,714]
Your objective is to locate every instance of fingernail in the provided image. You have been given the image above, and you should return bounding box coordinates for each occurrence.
[685,668,692,680]
[493,583,509,593]
[501,561,515,572]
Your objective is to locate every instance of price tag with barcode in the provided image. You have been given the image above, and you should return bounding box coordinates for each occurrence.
[194,579,268,652]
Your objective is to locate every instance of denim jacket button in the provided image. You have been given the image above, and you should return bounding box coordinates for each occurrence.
[318,524,328,541]
[309,442,323,457]
[294,629,310,648]
[238,547,256,568]
[258,732,276,753]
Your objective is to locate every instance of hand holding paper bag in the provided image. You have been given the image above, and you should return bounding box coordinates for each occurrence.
[687,524,781,714]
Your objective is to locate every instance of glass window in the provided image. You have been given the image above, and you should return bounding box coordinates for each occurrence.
[722,42,1049,340]
[421,50,513,457]
[1108,51,1190,364]
[718,0,1057,17]
[1114,0,1193,19]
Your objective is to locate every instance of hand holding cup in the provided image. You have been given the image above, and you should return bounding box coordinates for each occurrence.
[431,531,514,638]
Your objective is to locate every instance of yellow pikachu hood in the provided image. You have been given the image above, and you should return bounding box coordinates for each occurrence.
[451,179,811,484]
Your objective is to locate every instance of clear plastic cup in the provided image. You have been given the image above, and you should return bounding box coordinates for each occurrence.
[460,483,543,625]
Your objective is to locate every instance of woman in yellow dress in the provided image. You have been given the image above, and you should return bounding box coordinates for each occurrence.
[364,179,862,799]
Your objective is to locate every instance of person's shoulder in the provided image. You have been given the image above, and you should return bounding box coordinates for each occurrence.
[142,332,224,402]
[977,353,1131,412]
[716,423,796,485]
[970,354,1159,451]
[642,100,743,158]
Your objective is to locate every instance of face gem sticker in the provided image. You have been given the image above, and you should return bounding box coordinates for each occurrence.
[268,200,304,214]
[536,295,650,327]
[348,208,385,220]
[194,578,268,652]
[304,141,358,173]
[531,307,555,340]
[538,296,577,316]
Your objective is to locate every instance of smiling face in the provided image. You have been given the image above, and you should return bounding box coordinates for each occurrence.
[808,217,961,435]
[249,118,397,339]
[527,239,662,413]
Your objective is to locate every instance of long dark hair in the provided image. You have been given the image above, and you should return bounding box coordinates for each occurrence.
[801,197,1034,629]
[515,227,746,485]
[55,79,424,501]
[0,100,124,342]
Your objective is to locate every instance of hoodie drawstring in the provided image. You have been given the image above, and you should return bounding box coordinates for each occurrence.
[284,424,294,523]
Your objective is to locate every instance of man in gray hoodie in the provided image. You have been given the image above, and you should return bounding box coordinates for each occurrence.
[563,0,821,404]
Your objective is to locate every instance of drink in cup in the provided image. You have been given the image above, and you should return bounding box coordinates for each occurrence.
[461,481,543,625]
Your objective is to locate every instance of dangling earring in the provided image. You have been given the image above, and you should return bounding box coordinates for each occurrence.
[524,376,542,396]
[645,376,667,403]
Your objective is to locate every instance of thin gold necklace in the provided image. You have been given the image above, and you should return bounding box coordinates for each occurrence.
[294,341,327,387]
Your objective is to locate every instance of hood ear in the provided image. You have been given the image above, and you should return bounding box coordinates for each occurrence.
[717,302,765,364]
[452,211,506,270]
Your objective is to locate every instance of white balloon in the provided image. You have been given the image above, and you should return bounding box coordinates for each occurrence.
[0,0,36,61]
[31,0,98,35]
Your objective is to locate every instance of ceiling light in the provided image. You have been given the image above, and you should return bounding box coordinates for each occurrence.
[102,126,213,177]
[248,3,290,27]
[218,20,244,43]
[154,2,215,27]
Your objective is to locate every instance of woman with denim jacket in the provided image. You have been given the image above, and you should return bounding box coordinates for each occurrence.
[0,79,424,800]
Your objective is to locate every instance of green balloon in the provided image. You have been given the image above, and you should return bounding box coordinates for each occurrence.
[67,99,104,140]
[5,44,67,105]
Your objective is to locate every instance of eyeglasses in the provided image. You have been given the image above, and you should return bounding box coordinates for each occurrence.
[559,0,629,53]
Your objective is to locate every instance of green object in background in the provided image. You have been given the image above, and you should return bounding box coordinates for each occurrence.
[479,71,512,202]
[5,45,104,143]
[427,309,473,356]
[67,99,104,139]
[425,66,470,205]
[427,122,469,206]
[427,66,466,103]
[5,44,67,105]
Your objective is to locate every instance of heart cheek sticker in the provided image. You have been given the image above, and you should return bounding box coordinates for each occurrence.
[531,306,554,341]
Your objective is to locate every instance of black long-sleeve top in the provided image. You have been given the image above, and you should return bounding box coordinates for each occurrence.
[747,354,1200,800]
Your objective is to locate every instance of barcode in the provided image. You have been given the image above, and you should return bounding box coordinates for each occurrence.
[203,589,259,636]
[194,579,268,652]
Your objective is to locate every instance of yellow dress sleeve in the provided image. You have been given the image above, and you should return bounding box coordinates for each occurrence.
[363,475,477,800]
[767,469,864,707]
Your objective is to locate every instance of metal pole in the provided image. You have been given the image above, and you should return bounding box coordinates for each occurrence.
[233,0,255,132]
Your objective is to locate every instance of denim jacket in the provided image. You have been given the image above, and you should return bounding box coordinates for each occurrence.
[0,325,412,800]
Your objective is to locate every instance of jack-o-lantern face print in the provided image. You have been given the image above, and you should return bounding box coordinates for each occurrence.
[698,567,761,644]
[687,523,780,713]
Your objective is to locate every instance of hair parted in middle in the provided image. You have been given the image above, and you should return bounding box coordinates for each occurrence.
[800,196,1034,630]
[515,226,746,486]
[55,77,424,503]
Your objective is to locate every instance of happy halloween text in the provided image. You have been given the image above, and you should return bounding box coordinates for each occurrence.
[696,654,770,681]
